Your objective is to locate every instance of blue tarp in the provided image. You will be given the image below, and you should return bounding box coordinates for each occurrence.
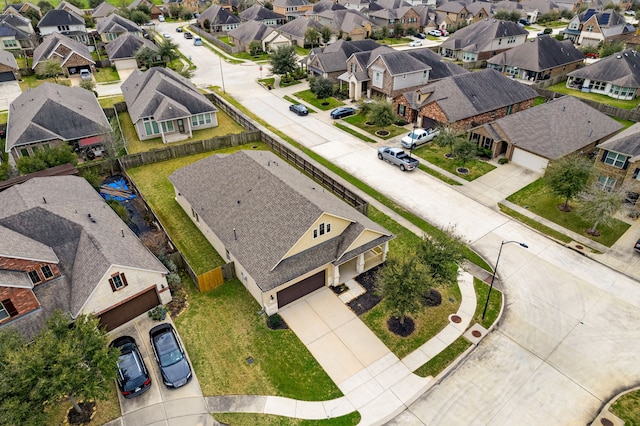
[100,177,137,201]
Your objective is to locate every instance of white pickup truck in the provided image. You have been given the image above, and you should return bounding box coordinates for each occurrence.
[377,147,419,171]
[401,128,440,150]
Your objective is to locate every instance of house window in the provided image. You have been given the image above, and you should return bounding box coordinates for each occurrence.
[41,265,54,279]
[108,273,128,291]
[161,121,174,132]
[0,299,18,321]
[313,229,318,238]
[350,63,356,73]
[191,113,212,127]
[398,104,406,115]
[143,117,160,135]
[28,270,41,284]
[506,105,513,115]
[313,223,330,238]
[590,80,606,91]
[20,149,29,157]
[586,25,593,31]
[373,71,382,88]
[319,223,325,235]
[57,25,70,31]
[597,175,616,191]
[423,70,427,78]
[2,39,17,48]
[604,151,628,168]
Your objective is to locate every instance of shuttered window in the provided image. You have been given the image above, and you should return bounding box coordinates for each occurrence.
[109,273,128,291]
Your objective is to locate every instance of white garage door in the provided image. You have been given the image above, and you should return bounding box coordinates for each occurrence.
[512,148,549,174]
[115,59,138,72]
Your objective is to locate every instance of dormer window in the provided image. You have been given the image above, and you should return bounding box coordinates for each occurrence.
[313,222,331,238]
[41,265,53,279]
[28,270,41,284]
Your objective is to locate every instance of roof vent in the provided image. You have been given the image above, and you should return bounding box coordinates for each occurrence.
[42,197,47,204]
[625,53,629,56]
[88,213,96,223]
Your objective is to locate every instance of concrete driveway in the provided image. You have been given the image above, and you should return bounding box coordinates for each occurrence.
[0,81,21,111]
[108,314,215,426]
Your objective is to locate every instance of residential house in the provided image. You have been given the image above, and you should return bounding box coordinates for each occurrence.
[519,0,559,24]
[308,0,346,19]
[128,0,164,19]
[338,0,371,11]
[273,0,313,21]
[491,0,524,17]
[56,0,85,18]
[593,123,640,196]
[32,32,95,77]
[38,9,88,44]
[439,19,528,66]
[239,4,285,26]
[405,47,468,79]
[5,83,110,163]
[468,96,622,173]
[0,50,20,82]
[563,9,634,46]
[228,21,291,52]
[2,2,41,19]
[92,2,117,25]
[169,150,394,313]
[465,2,492,24]
[0,176,170,338]
[566,48,640,100]
[96,14,142,43]
[121,67,218,143]
[218,0,239,13]
[305,39,380,80]
[105,32,159,72]
[0,14,37,55]
[487,35,584,82]
[165,0,200,13]
[197,5,240,33]
[434,2,470,30]
[316,9,375,40]
[277,16,323,46]
[339,45,432,99]
[404,0,436,7]
[393,68,537,130]
[368,6,421,36]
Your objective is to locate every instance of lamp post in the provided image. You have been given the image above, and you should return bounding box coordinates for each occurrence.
[482,240,528,320]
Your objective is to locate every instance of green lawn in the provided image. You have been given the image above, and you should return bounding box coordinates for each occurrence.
[507,179,631,247]
[0,111,7,124]
[218,36,235,46]
[98,95,125,108]
[534,96,547,106]
[378,37,412,45]
[259,78,275,87]
[175,277,342,400]
[499,204,573,244]
[95,66,120,83]
[546,82,640,110]
[120,109,246,154]
[214,412,361,425]
[295,46,311,56]
[293,89,344,111]
[343,114,406,140]
[234,51,270,61]
[19,75,71,91]
[412,143,496,181]
[334,122,376,143]
[611,389,640,425]
[612,116,637,129]
[280,79,302,87]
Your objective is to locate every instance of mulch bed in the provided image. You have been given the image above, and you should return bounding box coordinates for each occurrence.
[67,401,96,425]
[387,316,415,337]
[348,266,382,315]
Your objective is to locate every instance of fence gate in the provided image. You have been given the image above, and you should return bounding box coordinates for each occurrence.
[198,267,224,292]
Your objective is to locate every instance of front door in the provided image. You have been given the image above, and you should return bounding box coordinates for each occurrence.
[177,119,185,133]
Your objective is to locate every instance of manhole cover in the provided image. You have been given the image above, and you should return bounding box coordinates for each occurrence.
[472,330,482,338]
[601,418,613,426]
[451,315,462,323]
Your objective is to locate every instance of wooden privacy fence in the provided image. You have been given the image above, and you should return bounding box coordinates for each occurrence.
[197,267,224,292]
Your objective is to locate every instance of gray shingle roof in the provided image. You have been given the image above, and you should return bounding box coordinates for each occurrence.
[440,18,528,53]
[32,32,93,68]
[0,269,32,288]
[96,14,140,35]
[319,9,373,33]
[239,4,284,21]
[312,0,346,13]
[93,1,116,18]
[372,50,431,75]
[407,68,537,122]
[405,47,468,80]
[567,48,640,88]
[6,83,110,151]
[278,16,322,38]
[121,67,217,124]
[597,122,640,157]
[199,5,241,25]
[487,36,584,72]
[436,1,468,13]
[228,20,275,44]
[307,39,380,73]
[274,0,310,7]
[169,150,393,292]
[0,14,34,40]
[0,225,58,263]
[476,96,623,159]
[106,32,158,60]
[0,49,18,69]
[38,8,84,27]
[0,176,167,338]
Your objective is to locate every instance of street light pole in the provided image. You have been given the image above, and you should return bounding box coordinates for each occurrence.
[482,240,528,320]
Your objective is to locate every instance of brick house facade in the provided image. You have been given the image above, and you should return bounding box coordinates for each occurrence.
[592,123,640,198]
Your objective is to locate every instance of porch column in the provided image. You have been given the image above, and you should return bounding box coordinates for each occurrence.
[187,118,193,139]
[356,253,365,274]
[159,122,166,144]
[332,264,340,287]
[382,241,389,262]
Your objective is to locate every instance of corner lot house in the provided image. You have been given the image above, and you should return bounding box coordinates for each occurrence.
[169,150,393,313]
[593,123,640,196]
[0,176,170,338]
[121,67,218,143]
[468,96,623,173]
[5,83,110,163]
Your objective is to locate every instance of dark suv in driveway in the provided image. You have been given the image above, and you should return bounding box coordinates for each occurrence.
[150,323,192,389]
[110,336,152,398]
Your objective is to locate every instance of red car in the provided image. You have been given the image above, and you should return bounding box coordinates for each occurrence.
[586,52,599,59]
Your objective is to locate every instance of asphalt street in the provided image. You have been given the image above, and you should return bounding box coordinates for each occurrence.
[147,22,640,424]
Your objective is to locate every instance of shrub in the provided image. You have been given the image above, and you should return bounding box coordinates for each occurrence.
[148,305,167,321]
[498,158,509,164]
[477,147,492,158]
[268,314,283,328]
[81,168,102,190]
[106,199,131,223]
[394,118,409,126]
[167,272,182,287]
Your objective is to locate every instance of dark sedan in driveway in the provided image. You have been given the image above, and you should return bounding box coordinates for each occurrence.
[330,106,356,119]
[289,104,308,116]
[111,336,152,398]
[149,323,192,389]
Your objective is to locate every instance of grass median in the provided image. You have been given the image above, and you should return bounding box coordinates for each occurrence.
[213,412,361,425]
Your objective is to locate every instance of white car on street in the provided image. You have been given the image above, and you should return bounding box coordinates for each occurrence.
[409,40,422,47]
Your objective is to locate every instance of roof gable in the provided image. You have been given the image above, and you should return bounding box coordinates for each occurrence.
[440,18,528,53]
[487,36,584,71]
[38,9,84,27]
[568,48,640,88]
[105,32,157,60]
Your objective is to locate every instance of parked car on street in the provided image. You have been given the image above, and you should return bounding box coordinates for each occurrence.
[110,336,152,398]
[377,147,419,171]
[518,18,531,26]
[184,31,193,39]
[150,323,192,389]
[330,106,356,119]
[635,238,640,252]
[428,29,442,37]
[401,128,440,149]
[624,9,635,15]
[417,32,426,39]
[79,69,92,80]
[538,28,553,36]
[409,40,422,47]
[176,27,183,32]
[162,33,171,39]
[158,15,165,22]
[289,104,308,116]
[193,37,202,46]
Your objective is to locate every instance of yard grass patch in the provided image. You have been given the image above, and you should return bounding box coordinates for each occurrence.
[94,66,120,83]
[293,89,344,110]
[127,147,272,274]
[175,276,342,400]
[334,122,376,143]
[610,389,640,425]
[418,164,463,186]
[234,51,270,61]
[378,37,412,45]
[507,178,630,247]
[19,75,71,91]
[412,143,496,181]
[214,412,361,425]
[343,114,406,140]
[546,82,640,110]
[98,95,125,108]
[498,203,573,244]
[45,386,120,426]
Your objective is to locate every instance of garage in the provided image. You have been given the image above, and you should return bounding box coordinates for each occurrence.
[511,148,549,174]
[277,270,326,308]
[0,71,16,82]
[98,287,160,331]
[114,59,137,72]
